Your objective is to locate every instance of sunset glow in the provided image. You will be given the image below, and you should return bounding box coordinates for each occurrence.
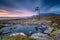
[0,10,35,17]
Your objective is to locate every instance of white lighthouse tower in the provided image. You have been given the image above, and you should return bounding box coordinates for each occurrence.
[35,6,40,16]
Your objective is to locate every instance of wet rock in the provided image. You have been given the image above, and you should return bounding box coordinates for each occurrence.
[44,27,53,34]
[10,33,26,36]
[29,31,32,35]
[57,30,60,40]
[31,32,52,40]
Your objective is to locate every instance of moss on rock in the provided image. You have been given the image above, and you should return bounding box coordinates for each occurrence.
[2,35,36,40]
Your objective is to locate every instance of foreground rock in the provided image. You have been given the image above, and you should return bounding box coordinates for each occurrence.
[10,33,26,36]
[31,32,53,40]
[3,35,36,40]
[44,27,54,34]
[57,30,60,40]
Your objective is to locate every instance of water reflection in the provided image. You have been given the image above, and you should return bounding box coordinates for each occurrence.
[0,24,38,37]
[0,24,49,40]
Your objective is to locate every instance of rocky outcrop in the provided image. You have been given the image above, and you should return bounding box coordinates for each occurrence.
[10,33,26,36]
[31,33,52,40]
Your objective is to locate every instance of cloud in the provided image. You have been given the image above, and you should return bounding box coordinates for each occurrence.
[0,9,36,17]
[0,0,60,14]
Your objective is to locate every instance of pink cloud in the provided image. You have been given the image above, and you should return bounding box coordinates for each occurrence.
[0,9,36,17]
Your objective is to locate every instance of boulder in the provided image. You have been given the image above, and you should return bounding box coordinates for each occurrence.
[31,33,52,40]
[10,33,26,36]
[44,27,53,34]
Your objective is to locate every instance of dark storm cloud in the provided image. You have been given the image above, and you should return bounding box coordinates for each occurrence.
[42,0,60,11]
[0,0,60,13]
[43,0,60,6]
[0,0,15,8]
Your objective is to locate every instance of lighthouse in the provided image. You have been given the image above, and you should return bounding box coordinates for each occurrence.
[35,6,40,16]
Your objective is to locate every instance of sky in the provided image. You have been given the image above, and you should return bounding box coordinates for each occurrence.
[0,0,60,17]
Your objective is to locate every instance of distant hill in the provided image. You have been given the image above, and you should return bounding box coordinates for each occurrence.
[31,13,60,19]
[39,13,60,16]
